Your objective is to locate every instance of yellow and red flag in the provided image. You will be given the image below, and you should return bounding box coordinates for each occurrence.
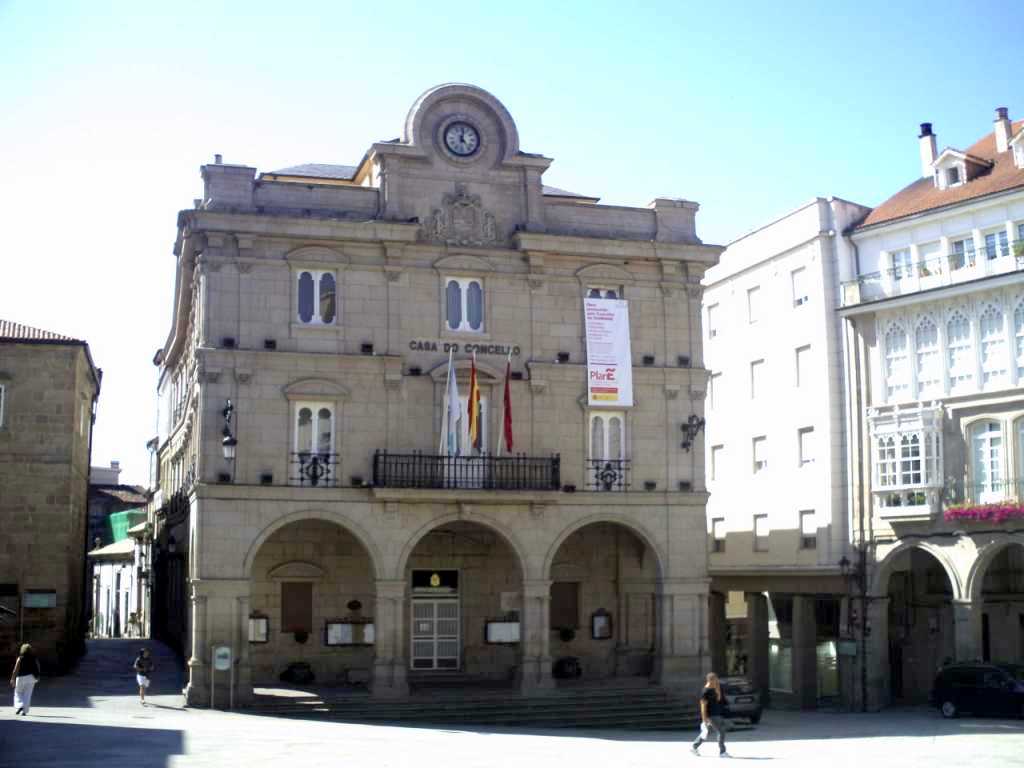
[467,352,482,451]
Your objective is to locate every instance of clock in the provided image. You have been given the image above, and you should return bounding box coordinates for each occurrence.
[444,121,480,157]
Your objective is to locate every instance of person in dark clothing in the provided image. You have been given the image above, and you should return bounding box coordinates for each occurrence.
[691,671,729,757]
[133,647,154,705]
[10,643,41,715]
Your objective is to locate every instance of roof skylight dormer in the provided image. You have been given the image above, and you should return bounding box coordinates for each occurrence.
[1010,129,1024,170]
[931,147,993,190]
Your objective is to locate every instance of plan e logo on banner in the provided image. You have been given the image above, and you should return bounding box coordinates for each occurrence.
[584,298,633,407]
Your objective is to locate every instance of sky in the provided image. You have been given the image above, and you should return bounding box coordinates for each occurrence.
[0,0,1019,486]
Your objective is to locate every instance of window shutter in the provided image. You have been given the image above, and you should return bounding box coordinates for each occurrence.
[446,280,462,330]
[319,273,336,324]
[467,280,483,330]
[298,272,315,323]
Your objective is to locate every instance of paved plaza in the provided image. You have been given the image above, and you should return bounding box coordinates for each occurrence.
[1,641,1022,768]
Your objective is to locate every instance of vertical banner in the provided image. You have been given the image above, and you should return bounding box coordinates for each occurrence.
[584,298,634,407]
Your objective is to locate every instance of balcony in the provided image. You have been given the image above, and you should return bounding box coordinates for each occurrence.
[841,244,1024,306]
[586,459,630,492]
[874,487,940,522]
[291,452,340,487]
[947,479,1024,506]
[371,451,561,491]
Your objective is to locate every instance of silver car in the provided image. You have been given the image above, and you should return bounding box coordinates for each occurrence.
[720,676,763,724]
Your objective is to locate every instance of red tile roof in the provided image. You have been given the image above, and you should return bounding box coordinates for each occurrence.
[0,319,81,343]
[856,120,1024,230]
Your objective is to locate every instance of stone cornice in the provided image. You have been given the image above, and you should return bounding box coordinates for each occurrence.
[513,232,722,262]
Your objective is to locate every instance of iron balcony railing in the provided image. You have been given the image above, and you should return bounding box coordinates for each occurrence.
[586,458,630,492]
[946,479,1024,506]
[291,452,340,487]
[372,450,561,491]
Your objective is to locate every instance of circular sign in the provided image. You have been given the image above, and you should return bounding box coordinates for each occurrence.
[213,645,232,671]
[430,573,441,587]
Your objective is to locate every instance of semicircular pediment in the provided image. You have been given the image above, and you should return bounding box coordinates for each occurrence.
[283,378,351,401]
[434,254,495,274]
[575,263,635,285]
[284,245,350,266]
[428,358,502,383]
[267,560,327,580]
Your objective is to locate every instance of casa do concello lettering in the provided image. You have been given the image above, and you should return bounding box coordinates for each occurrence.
[408,339,521,356]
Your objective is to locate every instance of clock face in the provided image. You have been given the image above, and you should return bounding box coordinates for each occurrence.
[444,121,480,157]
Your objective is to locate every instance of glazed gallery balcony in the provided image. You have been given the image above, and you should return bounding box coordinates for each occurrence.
[841,244,1024,306]
[371,451,561,491]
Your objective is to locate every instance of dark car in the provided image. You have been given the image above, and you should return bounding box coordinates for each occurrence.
[930,663,1024,718]
[720,676,762,724]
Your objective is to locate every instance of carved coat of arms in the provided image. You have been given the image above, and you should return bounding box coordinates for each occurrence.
[427,184,500,246]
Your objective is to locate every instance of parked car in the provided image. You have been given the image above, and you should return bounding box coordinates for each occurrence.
[720,676,762,724]
[930,663,1024,718]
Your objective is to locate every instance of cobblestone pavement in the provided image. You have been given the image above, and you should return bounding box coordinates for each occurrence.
[1,640,1022,768]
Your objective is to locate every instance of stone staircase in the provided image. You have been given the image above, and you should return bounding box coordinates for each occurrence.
[247,684,697,730]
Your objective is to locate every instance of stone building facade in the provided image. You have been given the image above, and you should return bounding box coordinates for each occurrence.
[0,320,101,671]
[841,108,1024,709]
[152,84,720,705]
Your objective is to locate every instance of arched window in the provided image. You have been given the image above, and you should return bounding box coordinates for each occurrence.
[915,317,941,398]
[445,277,484,332]
[876,436,897,487]
[971,421,1003,503]
[884,324,909,400]
[946,312,974,393]
[294,403,334,455]
[978,304,1008,388]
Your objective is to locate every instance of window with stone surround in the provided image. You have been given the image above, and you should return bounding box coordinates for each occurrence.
[294,402,334,455]
[752,436,767,474]
[747,286,761,324]
[445,277,484,333]
[798,427,814,467]
[795,345,810,387]
[710,444,723,482]
[296,269,337,325]
[791,267,808,306]
[586,285,622,299]
[971,421,1004,502]
[590,412,624,462]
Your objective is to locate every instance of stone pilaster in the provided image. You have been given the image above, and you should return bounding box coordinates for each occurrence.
[953,599,982,663]
[708,592,727,676]
[864,596,890,712]
[654,580,710,688]
[235,594,253,705]
[520,579,554,694]
[372,579,408,698]
[184,585,208,706]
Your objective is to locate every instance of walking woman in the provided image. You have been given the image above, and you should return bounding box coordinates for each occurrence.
[9,643,41,716]
[691,672,729,758]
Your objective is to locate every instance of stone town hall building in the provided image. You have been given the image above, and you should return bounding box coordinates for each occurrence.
[152,84,720,704]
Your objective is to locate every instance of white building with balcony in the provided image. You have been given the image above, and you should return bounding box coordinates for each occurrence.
[840,107,1024,710]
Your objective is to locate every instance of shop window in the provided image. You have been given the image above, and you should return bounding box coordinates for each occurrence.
[550,582,580,629]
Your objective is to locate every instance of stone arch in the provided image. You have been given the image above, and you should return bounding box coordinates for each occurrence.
[870,540,963,600]
[394,510,531,581]
[242,508,382,580]
[543,514,666,581]
[404,83,520,161]
[965,536,1024,602]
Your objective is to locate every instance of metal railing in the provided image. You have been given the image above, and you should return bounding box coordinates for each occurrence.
[586,459,630,492]
[946,479,1024,506]
[372,450,561,491]
[291,452,340,487]
[842,245,1024,305]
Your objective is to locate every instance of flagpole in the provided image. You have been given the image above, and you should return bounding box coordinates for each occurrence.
[440,348,453,455]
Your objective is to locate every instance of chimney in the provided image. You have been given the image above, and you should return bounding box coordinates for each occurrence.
[214,153,223,164]
[919,122,937,178]
[994,107,1012,153]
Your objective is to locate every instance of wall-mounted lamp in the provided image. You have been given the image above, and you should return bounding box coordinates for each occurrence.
[680,414,706,452]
